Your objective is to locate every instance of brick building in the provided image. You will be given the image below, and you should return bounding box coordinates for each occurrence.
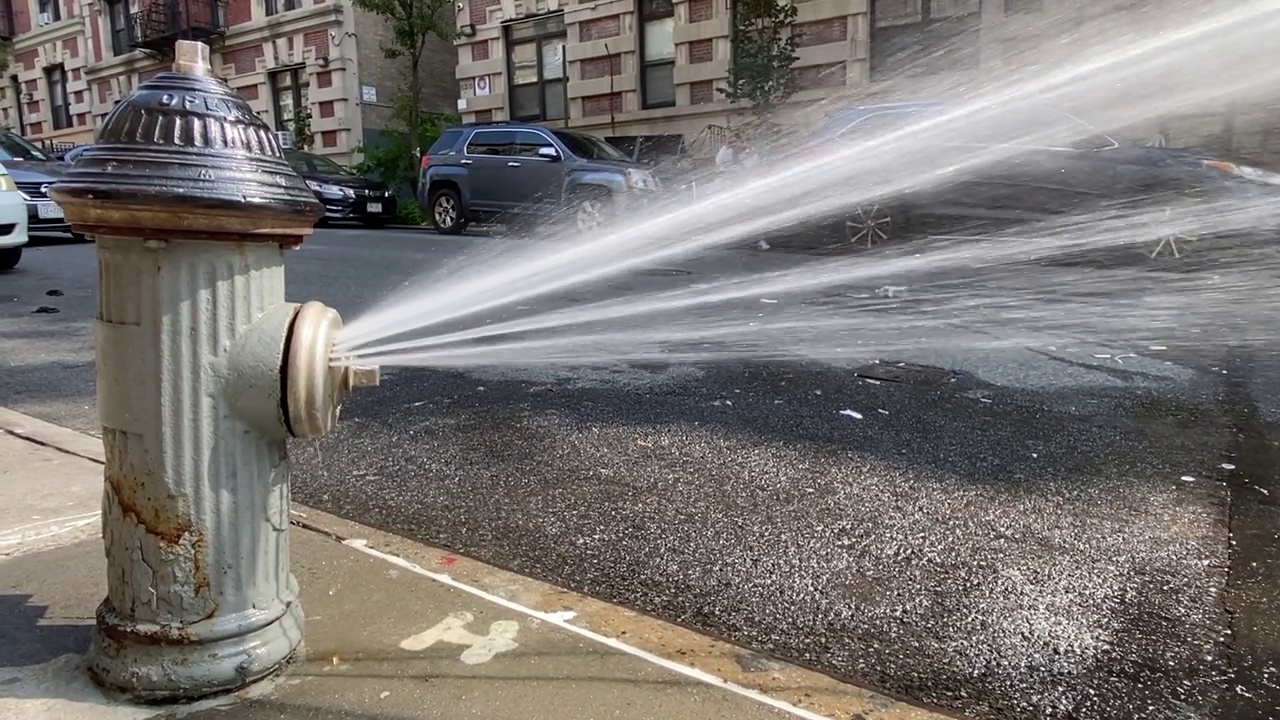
[451,0,1280,166]
[0,0,457,162]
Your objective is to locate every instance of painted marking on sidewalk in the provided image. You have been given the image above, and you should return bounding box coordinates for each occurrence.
[344,538,833,720]
[0,512,100,548]
[399,611,521,665]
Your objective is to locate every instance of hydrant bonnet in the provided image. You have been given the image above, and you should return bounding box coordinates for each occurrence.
[49,42,323,238]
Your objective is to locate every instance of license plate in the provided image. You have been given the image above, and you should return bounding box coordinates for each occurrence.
[37,202,64,219]
[367,202,382,213]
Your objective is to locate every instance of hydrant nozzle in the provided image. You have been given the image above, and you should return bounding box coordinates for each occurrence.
[283,301,380,439]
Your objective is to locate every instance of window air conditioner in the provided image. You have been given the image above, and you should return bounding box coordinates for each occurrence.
[275,131,296,150]
[37,12,53,25]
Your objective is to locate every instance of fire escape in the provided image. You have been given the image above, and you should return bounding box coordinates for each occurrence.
[129,0,228,60]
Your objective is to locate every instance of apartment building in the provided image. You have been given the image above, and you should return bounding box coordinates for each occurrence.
[452,0,1280,167]
[0,0,457,162]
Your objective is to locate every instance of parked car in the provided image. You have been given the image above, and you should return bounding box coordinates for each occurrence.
[418,121,660,235]
[62,144,90,165]
[286,150,396,228]
[0,161,29,270]
[0,129,81,240]
[779,101,1280,258]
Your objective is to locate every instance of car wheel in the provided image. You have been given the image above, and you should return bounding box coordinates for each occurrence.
[1146,207,1199,260]
[430,188,467,235]
[573,191,610,232]
[843,204,898,249]
[0,246,21,271]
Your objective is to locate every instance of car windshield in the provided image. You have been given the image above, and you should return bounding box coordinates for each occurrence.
[0,131,52,162]
[551,130,630,162]
[290,153,353,176]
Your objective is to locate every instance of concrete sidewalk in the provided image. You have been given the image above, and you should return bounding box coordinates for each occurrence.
[0,408,950,720]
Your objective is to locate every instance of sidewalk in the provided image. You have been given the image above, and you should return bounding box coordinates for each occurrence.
[0,408,950,720]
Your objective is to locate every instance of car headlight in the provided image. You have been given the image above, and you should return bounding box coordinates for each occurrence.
[305,180,355,198]
[1204,160,1280,186]
[624,168,658,191]
[0,176,15,192]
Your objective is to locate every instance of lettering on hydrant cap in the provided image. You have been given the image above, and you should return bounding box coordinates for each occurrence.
[398,612,520,665]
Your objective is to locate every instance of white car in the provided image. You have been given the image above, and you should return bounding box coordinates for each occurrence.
[0,161,29,271]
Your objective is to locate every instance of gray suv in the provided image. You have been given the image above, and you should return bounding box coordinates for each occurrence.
[418,122,658,235]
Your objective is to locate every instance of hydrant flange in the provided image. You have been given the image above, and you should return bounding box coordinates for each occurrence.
[284,301,380,439]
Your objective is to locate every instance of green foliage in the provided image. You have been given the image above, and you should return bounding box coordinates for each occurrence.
[349,0,458,140]
[720,0,800,116]
[353,111,458,189]
[351,0,457,61]
[289,106,314,150]
[397,201,427,226]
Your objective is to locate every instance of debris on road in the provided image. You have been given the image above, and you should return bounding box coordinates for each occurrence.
[839,409,864,419]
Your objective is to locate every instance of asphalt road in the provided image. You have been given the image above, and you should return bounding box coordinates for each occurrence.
[1,227,1276,720]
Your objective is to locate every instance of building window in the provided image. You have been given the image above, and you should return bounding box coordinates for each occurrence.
[638,0,675,109]
[270,66,308,132]
[870,0,982,80]
[46,65,70,131]
[265,0,301,17]
[36,0,60,22]
[505,13,567,122]
[108,0,131,57]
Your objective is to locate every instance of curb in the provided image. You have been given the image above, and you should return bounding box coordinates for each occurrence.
[0,407,958,720]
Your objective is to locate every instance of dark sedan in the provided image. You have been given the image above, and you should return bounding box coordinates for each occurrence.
[286,150,396,228]
[2,129,81,239]
[777,101,1280,260]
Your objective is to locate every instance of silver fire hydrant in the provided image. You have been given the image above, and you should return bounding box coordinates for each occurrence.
[49,40,378,702]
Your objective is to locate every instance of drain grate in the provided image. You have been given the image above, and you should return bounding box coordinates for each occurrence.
[851,361,954,386]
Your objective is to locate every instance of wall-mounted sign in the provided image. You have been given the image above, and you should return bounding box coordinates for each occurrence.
[361,85,377,103]
[475,75,491,96]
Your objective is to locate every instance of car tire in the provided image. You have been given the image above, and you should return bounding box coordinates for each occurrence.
[570,188,611,232]
[842,203,901,250]
[0,246,21,271]
[430,188,467,235]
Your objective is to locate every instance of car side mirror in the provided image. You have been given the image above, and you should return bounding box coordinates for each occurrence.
[537,146,559,160]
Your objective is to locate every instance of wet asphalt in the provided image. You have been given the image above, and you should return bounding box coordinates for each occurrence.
[1,228,1276,720]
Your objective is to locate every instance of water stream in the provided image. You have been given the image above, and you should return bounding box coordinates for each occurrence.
[334,0,1280,369]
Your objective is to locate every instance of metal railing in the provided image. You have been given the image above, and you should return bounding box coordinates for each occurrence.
[128,0,228,52]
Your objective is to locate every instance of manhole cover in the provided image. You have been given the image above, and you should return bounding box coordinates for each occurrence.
[852,361,953,386]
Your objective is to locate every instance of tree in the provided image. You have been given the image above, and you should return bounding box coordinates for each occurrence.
[289,106,314,150]
[350,0,457,147]
[720,0,800,117]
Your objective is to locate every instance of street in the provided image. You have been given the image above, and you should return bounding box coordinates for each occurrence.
[2,227,1277,720]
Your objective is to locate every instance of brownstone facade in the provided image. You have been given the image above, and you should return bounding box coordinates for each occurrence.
[0,0,457,163]
[448,0,1277,166]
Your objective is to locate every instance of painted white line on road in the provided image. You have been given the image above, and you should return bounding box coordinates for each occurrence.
[399,611,521,665]
[343,538,834,720]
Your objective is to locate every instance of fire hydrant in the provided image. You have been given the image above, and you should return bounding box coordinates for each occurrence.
[49,40,378,702]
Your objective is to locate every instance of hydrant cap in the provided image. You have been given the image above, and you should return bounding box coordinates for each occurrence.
[50,40,323,236]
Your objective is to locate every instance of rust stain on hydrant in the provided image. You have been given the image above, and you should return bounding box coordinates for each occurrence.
[102,449,216,629]
[106,469,193,546]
